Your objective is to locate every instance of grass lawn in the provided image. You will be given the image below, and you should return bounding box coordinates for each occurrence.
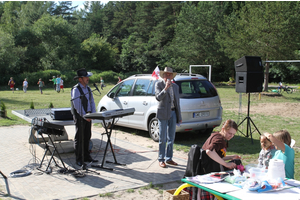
[0,83,299,180]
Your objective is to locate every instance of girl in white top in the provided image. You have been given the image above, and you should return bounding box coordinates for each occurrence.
[23,78,28,93]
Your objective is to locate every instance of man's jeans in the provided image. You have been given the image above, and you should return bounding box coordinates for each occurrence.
[158,110,177,162]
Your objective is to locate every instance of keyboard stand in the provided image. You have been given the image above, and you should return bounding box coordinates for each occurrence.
[92,117,126,171]
[37,129,67,174]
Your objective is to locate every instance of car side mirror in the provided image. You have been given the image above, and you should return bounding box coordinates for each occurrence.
[108,93,115,98]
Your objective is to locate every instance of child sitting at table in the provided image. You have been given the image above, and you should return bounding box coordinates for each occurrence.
[199,119,242,200]
[264,130,295,179]
[258,134,276,169]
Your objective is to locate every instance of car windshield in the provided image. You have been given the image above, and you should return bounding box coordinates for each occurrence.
[175,80,218,98]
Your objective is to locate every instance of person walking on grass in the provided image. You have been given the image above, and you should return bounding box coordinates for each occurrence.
[56,75,61,93]
[60,78,64,92]
[23,78,28,93]
[49,76,56,91]
[100,77,105,90]
[37,78,44,94]
[8,77,15,93]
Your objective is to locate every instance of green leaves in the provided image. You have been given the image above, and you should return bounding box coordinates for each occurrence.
[1,1,300,86]
[81,33,117,70]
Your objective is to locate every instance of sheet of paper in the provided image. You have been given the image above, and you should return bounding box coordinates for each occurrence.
[227,187,300,200]
[197,181,242,193]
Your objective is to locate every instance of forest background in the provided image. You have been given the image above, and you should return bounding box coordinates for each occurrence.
[1,1,300,90]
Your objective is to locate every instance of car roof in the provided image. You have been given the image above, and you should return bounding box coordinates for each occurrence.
[127,73,207,81]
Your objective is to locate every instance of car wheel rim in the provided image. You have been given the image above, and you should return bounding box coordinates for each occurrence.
[150,120,159,140]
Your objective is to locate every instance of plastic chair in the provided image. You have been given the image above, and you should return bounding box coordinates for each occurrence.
[290,139,296,148]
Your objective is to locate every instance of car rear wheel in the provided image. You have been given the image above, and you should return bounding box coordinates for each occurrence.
[149,117,159,142]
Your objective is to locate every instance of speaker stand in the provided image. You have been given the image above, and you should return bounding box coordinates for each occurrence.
[237,93,261,144]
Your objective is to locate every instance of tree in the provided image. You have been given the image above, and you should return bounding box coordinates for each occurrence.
[148,1,182,67]
[50,1,78,23]
[17,1,53,28]
[217,1,300,91]
[0,1,23,34]
[32,14,81,71]
[0,29,25,77]
[162,2,234,79]
[102,1,137,53]
[84,1,105,34]
[119,2,182,72]
[80,33,117,71]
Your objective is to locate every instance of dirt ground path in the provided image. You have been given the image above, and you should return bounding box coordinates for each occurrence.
[226,102,300,118]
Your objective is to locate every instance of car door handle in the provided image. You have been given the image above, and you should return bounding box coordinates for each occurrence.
[123,101,128,105]
[143,101,148,106]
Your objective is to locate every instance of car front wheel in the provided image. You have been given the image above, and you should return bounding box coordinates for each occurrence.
[149,117,159,142]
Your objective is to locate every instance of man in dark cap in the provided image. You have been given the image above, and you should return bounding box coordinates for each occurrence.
[71,68,98,166]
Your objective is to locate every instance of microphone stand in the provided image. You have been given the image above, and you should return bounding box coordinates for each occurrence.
[71,86,100,175]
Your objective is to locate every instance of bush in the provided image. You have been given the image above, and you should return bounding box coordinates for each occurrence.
[30,101,34,109]
[49,102,54,108]
[12,70,78,88]
[14,70,60,88]
[0,102,6,111]
[90,70,120,84]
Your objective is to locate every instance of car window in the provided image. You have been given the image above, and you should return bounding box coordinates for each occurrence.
[116,79,135,97]
[147,80,155,96]
[176,80,218,98]
[133,79,151,96]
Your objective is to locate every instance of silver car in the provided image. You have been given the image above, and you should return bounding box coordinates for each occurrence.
[97,73,223,142]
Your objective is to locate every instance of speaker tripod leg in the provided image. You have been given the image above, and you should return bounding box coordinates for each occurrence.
[0,171,10,196]
[237,116,248,137]
[248,117,261,144]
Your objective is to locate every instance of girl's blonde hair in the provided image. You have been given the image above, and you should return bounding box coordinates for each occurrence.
[273,130,291,146]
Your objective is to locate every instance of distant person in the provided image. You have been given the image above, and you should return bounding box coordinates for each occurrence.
[117,76,122,83]
[264,130,295,179]
[37,78,44,94]
[155,67,182,168]
[60,78,64,92]
[100,77,105,90]
[8,77,15,93]
[49,76,56,91]
[278,81,283,91]
[258,134,276,169]
[23,78,28,93]
[56,75,61,92]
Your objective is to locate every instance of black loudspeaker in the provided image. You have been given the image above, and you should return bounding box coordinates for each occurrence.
[235,56,264,93]
[236,72,264,93]
[235,56,263,72]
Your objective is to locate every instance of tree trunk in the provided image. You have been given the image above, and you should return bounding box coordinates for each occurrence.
[264,61,270,92]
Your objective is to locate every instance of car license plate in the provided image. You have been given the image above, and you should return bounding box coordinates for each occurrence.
[193,111,210,118]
